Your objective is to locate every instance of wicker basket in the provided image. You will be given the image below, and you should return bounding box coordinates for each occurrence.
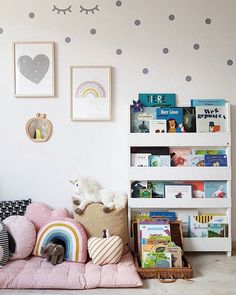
[133,221,193,282]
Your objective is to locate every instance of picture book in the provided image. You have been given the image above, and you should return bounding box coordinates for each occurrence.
[170,148,190,166]
[147,181,165,198]
[165,244,183,267]
[164,184,192,199]
[138,93,176,107]
[156,108,183,133]
[190,154,205,167]
[204,155,227,167]
[183,107,196,132]
[150,211,176,221]
[139,188,152,198]
[208,223,227,238]
[191,99,225,107]
[149,120,167,133]
[130,107,157,133]
[142,245,172,268]
[185,181,205,198]
[204,181,227,198]
[139,222,171,245]
[148,155,171,167]
[131,181,148,198]
[131,146,170,155]
[174,209,198,237]
[196,106,227,133]
[131,153,150,167]
[193,149,226,155]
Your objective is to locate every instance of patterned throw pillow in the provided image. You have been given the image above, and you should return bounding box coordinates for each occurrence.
[0,221,10,267]
[0,199,31,221]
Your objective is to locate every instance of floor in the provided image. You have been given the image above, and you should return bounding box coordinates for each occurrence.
[1,252,235,295]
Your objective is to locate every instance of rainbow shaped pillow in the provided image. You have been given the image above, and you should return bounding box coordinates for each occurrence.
[33,218,87,263]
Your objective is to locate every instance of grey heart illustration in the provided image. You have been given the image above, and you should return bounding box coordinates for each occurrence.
[17,54,50,84]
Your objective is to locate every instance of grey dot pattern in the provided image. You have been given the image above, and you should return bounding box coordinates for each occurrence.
[135,20,141,26]
[90,28,96,35]
[163,48,169,54]
[169,14,175,21]
[227,59,233,66]
[193,43,200,50]
[143,68,149,74]
[205,18,211,24]
[29,12,35,19]
[65,37,71,43]
[116,1,122,7]
[116,49,122,55]
[0,28,3,34]
[186,76,192,82]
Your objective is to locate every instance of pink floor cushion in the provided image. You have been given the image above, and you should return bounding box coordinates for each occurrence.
[25,203,69,232]
[0,253,142,289]
[33,218,87,263]
[4,216,36,260]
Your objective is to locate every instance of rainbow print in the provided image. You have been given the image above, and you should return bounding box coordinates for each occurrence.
[33,219,87,263]
[75,80,106,98]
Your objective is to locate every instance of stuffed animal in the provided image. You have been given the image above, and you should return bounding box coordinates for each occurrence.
[40,243,65,265]
[70,177,127,214]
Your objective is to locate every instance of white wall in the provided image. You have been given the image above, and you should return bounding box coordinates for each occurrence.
[0,0,236,238]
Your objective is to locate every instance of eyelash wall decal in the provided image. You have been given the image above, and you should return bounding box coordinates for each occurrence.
[80,5,99,15]
[52,5,72,15]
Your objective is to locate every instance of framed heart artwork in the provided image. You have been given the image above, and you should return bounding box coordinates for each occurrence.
[13,42,55,97]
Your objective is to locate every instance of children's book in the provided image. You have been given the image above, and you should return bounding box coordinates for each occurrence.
[193,149,226,155]
[204,155,227,167]
[196,106,227,133]
[170,148,190,167]
[142,245,172,268]
[156,108,183,133]
[131,181,148,198]
[150,211,176,221]
[164,184,192,199]
[185,181,205,198]
[183,107,196,132]
[130,107,157,133]
[204,181,227,198]
[190,155,205,167]
[139,93,176,107]
[149,120,167,133]
[147,181,165,198]
[139,189,152,198]
[174,209,198,237]
[131,153,150,167]
[131,146,170,155]
[208,223,227,238]
[191,99,225,107]
[148,155,171,167]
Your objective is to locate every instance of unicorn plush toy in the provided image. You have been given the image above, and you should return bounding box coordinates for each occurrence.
[70,177,127,214]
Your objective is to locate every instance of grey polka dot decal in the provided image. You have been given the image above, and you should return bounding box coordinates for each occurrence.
[29,12,35,19]
[193,43,200,50]
[116,1,122,7]
[169,14,175,21]
[186,76,192,82]
[116,49,122,55]
[143,68,149,74]
[205,18,211,24]
[90,28,96,35]
[0,28,3,34]
[134,20,141,26]
[227,59,233,66]
[65,37,71,43]
[163,48,169,54]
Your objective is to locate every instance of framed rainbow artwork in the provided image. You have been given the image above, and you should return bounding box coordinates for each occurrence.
[70,66,112,121]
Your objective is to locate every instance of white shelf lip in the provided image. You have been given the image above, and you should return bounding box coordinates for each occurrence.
[129,167,231,181]
[183,237,232,252]
[128,198,231,209]
[128,132,231,147]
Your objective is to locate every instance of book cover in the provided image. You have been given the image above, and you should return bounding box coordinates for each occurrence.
[156,108,183,133]
[208,223,227,238]
[147,181,165,198]
[191,99,225,107]
[175,209,198,237]
[183,107,196,132]
[204,181,227,198]
[170,148,190,167]
[190,154,205,167]
[185,181,205,198]
[131,146,170,155]
[196,106,227,133]
[131,181,148,198]
[139,222,171,245]
[142,246,172,268]
[130,107,157,133]
[164,184,192,199]
[150,211,176,221]
[139,188,152,198]
[193,149,226,155]
[149,120,167,133]
[204,155,227,167]
[139,93,176,107]
[148,155,171,167]
[131,153,150,167]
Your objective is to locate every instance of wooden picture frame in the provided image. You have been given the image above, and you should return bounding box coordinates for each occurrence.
[13,41,55,97]
[70,66,111,121]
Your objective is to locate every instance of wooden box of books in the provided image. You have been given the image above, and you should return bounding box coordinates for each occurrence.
[133,221,193,281]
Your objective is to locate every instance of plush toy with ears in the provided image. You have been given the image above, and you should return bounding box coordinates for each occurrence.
[40,243,65,265]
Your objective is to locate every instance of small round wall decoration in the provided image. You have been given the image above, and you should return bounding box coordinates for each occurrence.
[26,113,52,142]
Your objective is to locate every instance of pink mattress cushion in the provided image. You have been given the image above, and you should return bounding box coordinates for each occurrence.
[0,253,142,289]
[4,216,36,260]
[25,203,69,232]
[33,218,87,263]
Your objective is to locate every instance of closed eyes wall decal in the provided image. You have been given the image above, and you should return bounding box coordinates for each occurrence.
[52,5,72,15]
[80,4,99,15]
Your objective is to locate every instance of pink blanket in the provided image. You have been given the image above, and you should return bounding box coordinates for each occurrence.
[0,253,142,289]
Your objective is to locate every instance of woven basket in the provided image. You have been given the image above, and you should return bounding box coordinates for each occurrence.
[133,221,193,282]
